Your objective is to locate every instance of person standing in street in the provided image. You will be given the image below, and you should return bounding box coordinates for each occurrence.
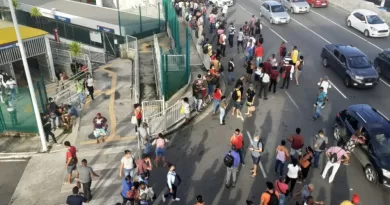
[224,145,241,188]
[208,9,216,34]
[259,70,270,100]
[231,85,242,118]
[260,181,280,205]
[120,175,133,205]
[280,60,294,90]
[291,46,299,64]
[317,76,331,108]
[279,42,287,62]
[285,158,301,195]
[85,73,94,100]
[212,84,222,114]
[269,66,279,94]
[312,87,327,120]
[245,84,256,117]
[299,146,314,182]
[222,3,228,17]
[288,127,304,158]
[134,104,143,132]
[299,184,324,205]
[322,141,349,183]
[230,129,245,166]
[66,186,87,205]
[237,28,244,53]
[41,113,57,144]
[228,58,235,84]
[340,194,360,205]
[136,154,153,177]
[162,164,181,202]
[219,96,227,125]
[249,15,256,35]
[312,130,328,168]
[294,56,304,86]
[228,22,235,48]
[254,42,264,67]
[219,31,227,57]
[64,141,77,184]
[275,176,289,204]
[274,140,289,176]
[152,133,169,167]
[76,159,99,202]
[249,135,263,177]
[119,150,136,178]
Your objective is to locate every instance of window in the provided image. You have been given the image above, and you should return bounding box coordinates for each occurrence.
[339,55,347,64]
[292,0,305,2]
[271,5,285,13]
[346,113,359,130]
[347,56,371,69]
[372,134,390,155]
[334,50,340,57]
[353,12,362,20]
[262,3,269,10]
[366,15,384,24]
[339,110,347,120]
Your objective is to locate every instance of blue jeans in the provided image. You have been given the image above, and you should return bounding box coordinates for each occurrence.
[213,99,220,113]
[208,84,214,96]
[312,151,322,167]
[279,193,286,205]
[246,48,253,61]
[209,23,214,34]
[274,159,285,176]
[10,88,16,102]
[256,57,263,67]
[228,72,234,83]
[313,104,323,119]
[219,108,225,124]
[123,168,134,178]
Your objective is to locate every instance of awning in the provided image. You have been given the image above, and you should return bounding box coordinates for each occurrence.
[0,20,48,47]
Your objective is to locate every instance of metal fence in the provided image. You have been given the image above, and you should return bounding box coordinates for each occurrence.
[186,21,211,69]
[126,35,140,103]
[162,0,181,54]
[142,98,165,119]
[49,41,106,64]
[153,34,163,100]
[161,54,189,99]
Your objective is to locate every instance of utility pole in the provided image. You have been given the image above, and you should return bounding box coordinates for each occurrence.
[8,0,48,152]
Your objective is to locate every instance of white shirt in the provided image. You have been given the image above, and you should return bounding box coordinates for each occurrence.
[270,58,278,67]
[86,77,94,87]
[183,102,190,114]
[229,26,235,35]
[222,5,228,14]
[318,80,331,93]
[287,164,301,179]
[6,79,16,89]
[262,73,270,83]
[247,37,256,48]
[237,31,244,41]
[121,156,135,169]
[167,171,177,189]
[220,34,226,45]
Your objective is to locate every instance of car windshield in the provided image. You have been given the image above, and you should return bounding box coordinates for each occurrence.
[372,134,390,155]
[292,0,306,2]
[271,5,285,13]
[347,56,371,68]
[366,15,384,24]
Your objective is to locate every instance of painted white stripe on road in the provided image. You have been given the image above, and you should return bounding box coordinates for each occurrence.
[0,159,29,162]
[310,10,384,51]
[246,131,267,178]
[328,80,348,99]
[380,78,390,88]
[236,3,288,43]
[285,91,300,110]
[290,17,331,44]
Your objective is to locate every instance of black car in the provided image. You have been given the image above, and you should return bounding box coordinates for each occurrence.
[374,49,390,79]
[334,104,390,187]
[321,44,379,88]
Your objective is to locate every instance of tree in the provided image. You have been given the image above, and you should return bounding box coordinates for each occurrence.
[69,41,82,60]
[12,0,20,8]
[30,7,42,28]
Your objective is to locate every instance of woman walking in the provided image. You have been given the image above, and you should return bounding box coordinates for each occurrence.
[285,157,301,195]
[299,146,314,182]
[219,96,227,125]
[212,85,222,114]
[134,104,143,132]
[85,73,94,100]
[120,175,133,205]
[274,140,289,176]
[152,133,169,167]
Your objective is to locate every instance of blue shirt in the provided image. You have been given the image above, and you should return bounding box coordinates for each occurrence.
[138,175,149,185]
[301,185,310,201]
[225,150,240,167]
[66,194,87,205]
[121,179,132,197]
[316,91,327,105]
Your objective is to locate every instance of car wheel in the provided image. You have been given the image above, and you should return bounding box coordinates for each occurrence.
[364,165,378,183]
[347,20,351,27]
[333,125,345,141]
[322,57,329,67]
[344,76,351,87]
[270,18,273,24]
[364,30,370,37]
[290,7,294,13]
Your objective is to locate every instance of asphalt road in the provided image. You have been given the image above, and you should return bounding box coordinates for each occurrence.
[146,2,390,205]
[0,159,29,205]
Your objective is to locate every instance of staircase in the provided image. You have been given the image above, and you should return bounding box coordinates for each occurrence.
[138,42,157,101]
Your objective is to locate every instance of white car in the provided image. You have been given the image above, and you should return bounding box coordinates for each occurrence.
[260,0,291,24]
[347,9,389,37]
[209,0,234,7]
[281,0,310,14]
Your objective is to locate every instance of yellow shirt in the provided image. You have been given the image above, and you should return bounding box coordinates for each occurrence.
[235,89,241,102]
[291,50,299,63]
[340,200,354,205]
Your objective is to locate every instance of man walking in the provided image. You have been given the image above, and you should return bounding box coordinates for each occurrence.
[231,85,242,118]
[269,66,279,94]
[64,141,77,184]
[280,60,294,90]
[162,164,181,202]
[288,128,304,158]
[228,58,235,84]
[230,129,245,166]
[66,186,87,205]
[249,135,263,177]
[228,22,235,48]
[312,130,328,168]
[322,141,349,183]
[237,28,244,53]
[312,87,327,120]
[119,150,136,178]
[224,145,241,188]
[76,159,99,202]
[295,55,304,85]
[259,71,270,100]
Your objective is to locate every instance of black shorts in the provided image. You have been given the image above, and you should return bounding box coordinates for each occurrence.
[247,70,253,74]
[237,40,243,46]
[252,155,261,165]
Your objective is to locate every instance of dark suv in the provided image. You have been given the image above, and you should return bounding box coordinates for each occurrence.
[334,104,390,187]
[321,44,379,88]
[374,49,390,79]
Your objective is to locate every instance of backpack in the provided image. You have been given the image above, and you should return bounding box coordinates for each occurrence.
[203,44,209,54]
[224,151,234,167]
[232,89,239,101]
[329,148,342,163]
[266,191,279,205]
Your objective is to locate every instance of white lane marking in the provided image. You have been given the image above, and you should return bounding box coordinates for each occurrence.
[310,10,384,51]
[240,114,244,121]
[246,131,267,178]
[380,78,390,88]
[236,3,288,43]
[285,91,300,110]
[329,80,348,99]
[0,159,28,162]
[290,17,331,44]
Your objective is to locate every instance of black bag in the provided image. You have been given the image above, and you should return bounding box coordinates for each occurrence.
[232,90,239,101]
[319,141,326,151]
[329,149,341,163]
[266,191,279,205]
[224,151,234,167]
[203,44,209,54]
[185,15,190,22]
[281,47,287,57]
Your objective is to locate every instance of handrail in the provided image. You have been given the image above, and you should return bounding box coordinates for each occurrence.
[46,71,85,92]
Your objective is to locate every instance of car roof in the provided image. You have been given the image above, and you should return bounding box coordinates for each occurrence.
[347,104,390,134]
[264,0,282,6]
[353,9,378,16]
[333,44,365,57]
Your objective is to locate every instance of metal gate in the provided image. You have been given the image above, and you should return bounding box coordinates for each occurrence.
[142,99,165,119]
[103,32,118,61]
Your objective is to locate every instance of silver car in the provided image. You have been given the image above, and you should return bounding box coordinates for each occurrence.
[260,1,291,24]
[281,0,310,14]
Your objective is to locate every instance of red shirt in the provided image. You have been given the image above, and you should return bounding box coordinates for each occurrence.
[230,134,243,149]
[213,88,222,100]
[283,65,292,73]
[279,46,286,56]
[255,46,264,57]
[270,69,279,80]
[290,134,304,150]
[275,180,289,194]
[66,146,76,162]
[263,62,272,74]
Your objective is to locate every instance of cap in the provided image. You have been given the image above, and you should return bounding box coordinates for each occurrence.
[351,194,360,203]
